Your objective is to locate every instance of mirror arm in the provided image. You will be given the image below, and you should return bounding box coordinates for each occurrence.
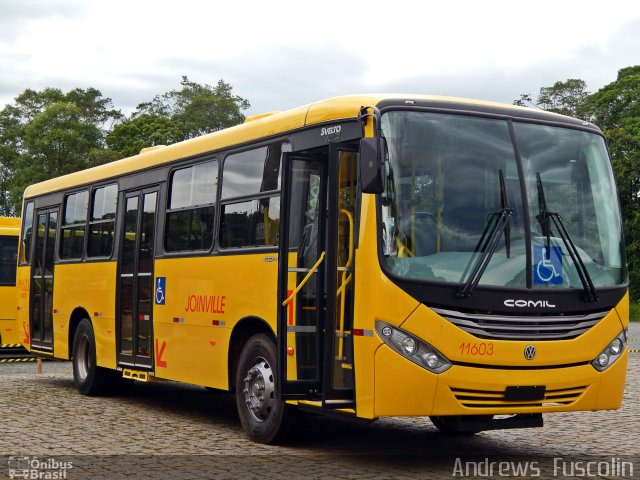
[358,106,382,138]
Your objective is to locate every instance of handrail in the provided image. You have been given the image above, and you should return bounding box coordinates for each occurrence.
[282,251,326,306]
[341,209,355,270]
[337,208,355,361]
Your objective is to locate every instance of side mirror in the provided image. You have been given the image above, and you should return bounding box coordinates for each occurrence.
[359,137,386,194]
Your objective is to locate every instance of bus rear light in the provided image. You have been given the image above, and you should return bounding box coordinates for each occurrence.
[375,320,451,374]
[592,330,627,372]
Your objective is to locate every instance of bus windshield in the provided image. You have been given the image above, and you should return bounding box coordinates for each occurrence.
[380,110,627,291]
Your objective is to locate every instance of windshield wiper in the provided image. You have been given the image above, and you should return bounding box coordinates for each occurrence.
[458,169,512,298]
[536,172,598,302]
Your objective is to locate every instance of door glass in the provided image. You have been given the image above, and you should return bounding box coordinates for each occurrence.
[43,212,57,344]
[137,192,156,358]
[34,214,46,277]
[44,278,54,343]
[45,213,57,276]
[31,214,47,342]
[333,152,357,389]
[122,197,138,275]
[31,211,56,347]
[288,159,323,380]
[119,196,138,356]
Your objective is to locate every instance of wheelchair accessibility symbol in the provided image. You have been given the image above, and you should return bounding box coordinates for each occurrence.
[534,246,562,284]
[155,277,166,305]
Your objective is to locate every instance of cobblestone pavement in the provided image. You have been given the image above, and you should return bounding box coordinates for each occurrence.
[1,323,638,479]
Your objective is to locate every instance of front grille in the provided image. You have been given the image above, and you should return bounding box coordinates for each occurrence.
[434,308,606,341]
[451,385,587,408]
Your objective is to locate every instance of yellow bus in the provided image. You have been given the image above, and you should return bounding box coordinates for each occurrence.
[18,95,628,443]
[0,216,20,347]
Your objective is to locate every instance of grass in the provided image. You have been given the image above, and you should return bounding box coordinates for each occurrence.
[629,301,640,322]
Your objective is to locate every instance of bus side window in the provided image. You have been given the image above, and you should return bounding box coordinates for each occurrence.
[0,236,17,285]
[20,202,34,264]
[88,184,117,258]
[219,142,289,249]
[60,191,89,260]
[165,160,217,252]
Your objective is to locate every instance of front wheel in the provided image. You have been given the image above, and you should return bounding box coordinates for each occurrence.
[235,334,296,443]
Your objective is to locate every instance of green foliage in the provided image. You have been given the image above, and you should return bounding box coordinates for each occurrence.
[629,301,640,322]
[517,68,640,299]
[0,77,248,215]
[587,66,640,131]
[514,79,590,118]
[135,76,250,139]
[106,114,186,158]
[589,68,640,298]
[106,76,250,159]
[0,87,122,214]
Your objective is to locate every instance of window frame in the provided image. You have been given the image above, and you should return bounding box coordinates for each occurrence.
[0,235,18,286]
[19,201,35,266]
[59,189,89,261]
[218,140,289,251]
[87,182,118,259]
[164,158,219,254]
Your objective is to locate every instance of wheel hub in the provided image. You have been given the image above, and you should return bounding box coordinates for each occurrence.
[76,333,90,381]
[242,356,275,423]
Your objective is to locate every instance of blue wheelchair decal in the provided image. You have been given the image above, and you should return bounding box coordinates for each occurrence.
[534,246,562,284]
[155,277,166,305]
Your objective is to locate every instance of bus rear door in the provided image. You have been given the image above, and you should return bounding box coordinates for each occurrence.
[117,188,158,369]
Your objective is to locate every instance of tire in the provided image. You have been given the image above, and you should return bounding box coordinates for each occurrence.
[430,415,493,434]
[72,318,117,396]
[235,334,296,444]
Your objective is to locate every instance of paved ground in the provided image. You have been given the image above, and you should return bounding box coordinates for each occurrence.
[1,324,638,479]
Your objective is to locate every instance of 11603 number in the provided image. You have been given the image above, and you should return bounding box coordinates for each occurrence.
[459,342,494,356]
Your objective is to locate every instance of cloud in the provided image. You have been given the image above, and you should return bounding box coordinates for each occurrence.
[1,1,639,120]
[0,0,87,40]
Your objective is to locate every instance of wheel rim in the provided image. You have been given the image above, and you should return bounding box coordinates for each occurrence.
[242,356,275,423]
[76,333,91,382]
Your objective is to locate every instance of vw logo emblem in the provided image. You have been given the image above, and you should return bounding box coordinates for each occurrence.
[524,345,537,360]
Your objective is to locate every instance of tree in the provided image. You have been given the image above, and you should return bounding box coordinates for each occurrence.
[106,114,186,158]
[514,79,590,118]
[586,67,640,297]
[517,68,640,297]
[587,66,640,130]
[135,76,250,139]
[0,87,121,214]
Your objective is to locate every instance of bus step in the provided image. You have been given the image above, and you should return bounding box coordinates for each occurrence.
[323,399,355,410]
[122,369,152,382]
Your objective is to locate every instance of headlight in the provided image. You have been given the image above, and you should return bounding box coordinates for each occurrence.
[592,330,627,372]
[375,320,452,373]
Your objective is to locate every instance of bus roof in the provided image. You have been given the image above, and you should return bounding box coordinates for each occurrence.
[23,93,588,199]
[0,216,21,236]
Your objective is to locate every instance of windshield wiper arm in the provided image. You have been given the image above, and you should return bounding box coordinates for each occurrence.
[458,169,512,298]
[536,172,598,302]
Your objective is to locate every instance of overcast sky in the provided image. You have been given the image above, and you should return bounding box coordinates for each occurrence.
[1,0,639,117]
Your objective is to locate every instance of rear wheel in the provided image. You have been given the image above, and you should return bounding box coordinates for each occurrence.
[72,318,118,396]
[235,334,296,443]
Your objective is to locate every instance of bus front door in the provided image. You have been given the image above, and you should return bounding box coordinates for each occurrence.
[29,208,58,353]
[117,188,158,369]
[277,144,356,407]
